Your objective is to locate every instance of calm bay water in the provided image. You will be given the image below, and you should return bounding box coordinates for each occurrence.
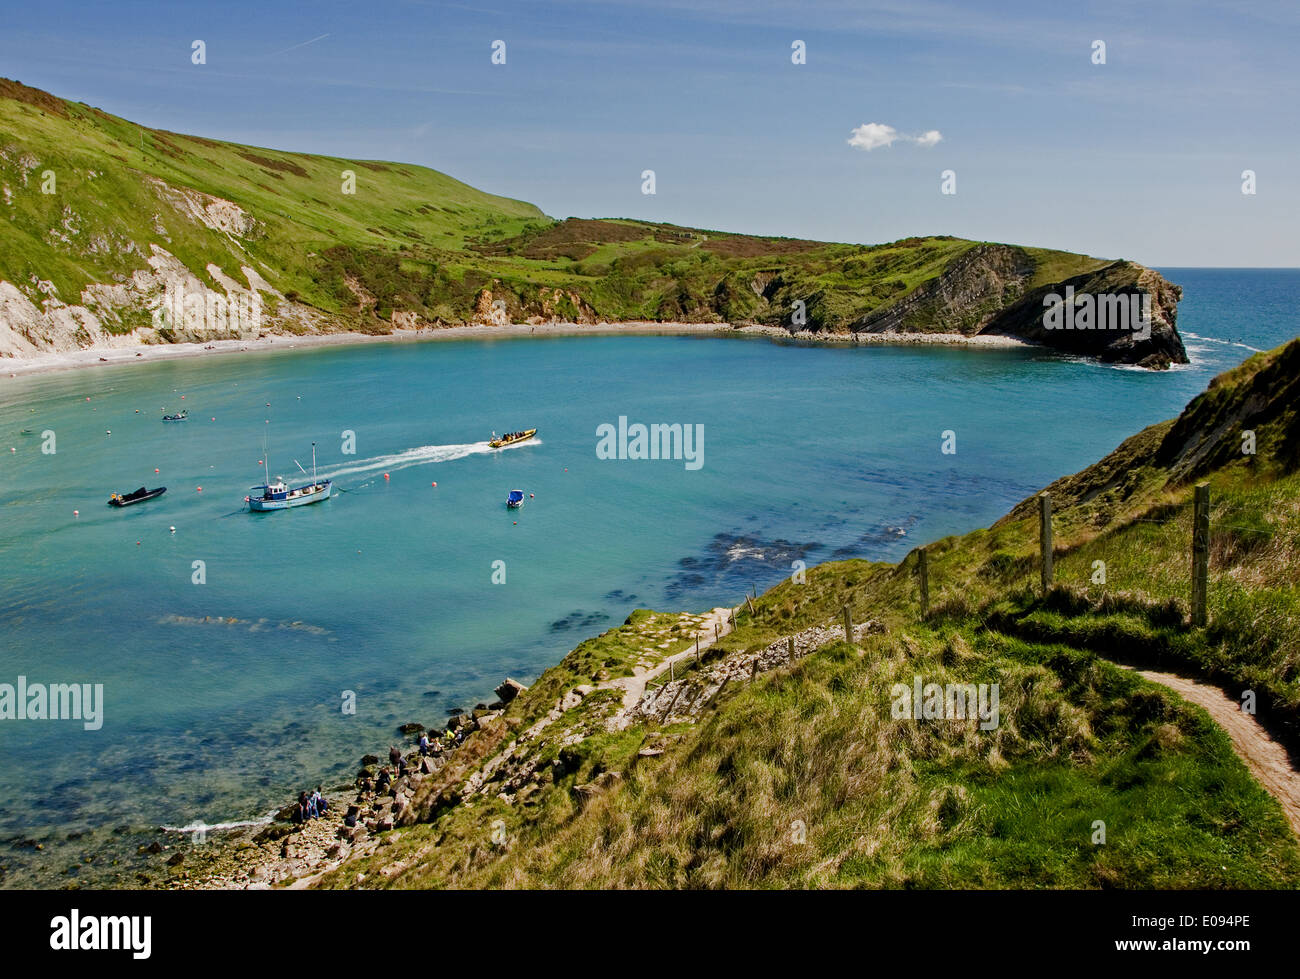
[0,268,1295,886]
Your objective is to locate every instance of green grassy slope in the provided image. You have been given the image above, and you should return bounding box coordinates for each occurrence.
[0,78,544,315]
[2,78,1122,338]
[308,338,1300,890]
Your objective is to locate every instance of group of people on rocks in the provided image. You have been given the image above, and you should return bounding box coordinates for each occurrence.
[290,786,328,825]
[286,721,474,831]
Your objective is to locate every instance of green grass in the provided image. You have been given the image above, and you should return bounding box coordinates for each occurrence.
[2,79,1113,335]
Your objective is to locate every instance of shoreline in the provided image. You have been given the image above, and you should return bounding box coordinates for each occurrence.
[0,322,1034,380]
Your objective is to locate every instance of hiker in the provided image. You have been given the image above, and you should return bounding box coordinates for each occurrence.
[313,786,328,817]
[431,736,443,757]
[305,790,318,820]
[418,733,430,756]
[397,755,409,777]
[389,745,401,768]
[295,791,310,824]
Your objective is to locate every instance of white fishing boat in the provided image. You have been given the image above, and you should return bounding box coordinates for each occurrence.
[247,442,332,512]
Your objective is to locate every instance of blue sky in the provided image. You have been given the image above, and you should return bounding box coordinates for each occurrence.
[2,0,1297,265]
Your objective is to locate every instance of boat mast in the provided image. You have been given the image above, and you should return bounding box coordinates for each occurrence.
[312,442,317,487]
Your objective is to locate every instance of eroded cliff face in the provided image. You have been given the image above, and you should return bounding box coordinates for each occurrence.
[846,243,1187,369]
[853,243,1036,336]
[980,261,1187,370]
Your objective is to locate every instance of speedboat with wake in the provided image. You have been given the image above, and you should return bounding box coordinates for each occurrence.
[246,442,332,511]
[489,428,536,448]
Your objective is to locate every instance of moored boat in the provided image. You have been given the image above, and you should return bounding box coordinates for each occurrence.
[489,428,537,448]
[506,489,524,509]
[108,486,167,507]
[162,410,188,422]
[246,441,332,512]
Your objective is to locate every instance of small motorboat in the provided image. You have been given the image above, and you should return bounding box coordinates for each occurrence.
[108,486,167,507]
[506,489,525,509]
[489,428,537,449]
[162,410,188,422]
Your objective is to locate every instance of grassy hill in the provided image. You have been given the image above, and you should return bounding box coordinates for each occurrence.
[1,78,1183,366]
[279,338,1299,890]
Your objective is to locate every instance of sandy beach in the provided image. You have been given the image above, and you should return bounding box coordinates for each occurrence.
[0,321,1034,380]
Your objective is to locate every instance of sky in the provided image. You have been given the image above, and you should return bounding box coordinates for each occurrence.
[2,0,1297,266]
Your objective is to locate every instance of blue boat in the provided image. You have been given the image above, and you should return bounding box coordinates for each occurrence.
[247,442,332,512]
[506,489,524,509]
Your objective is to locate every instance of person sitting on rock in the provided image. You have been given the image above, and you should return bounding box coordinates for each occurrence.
[431,737,443,756]
[376,768,392,792]
[305,791,318,820]
[313,786,328,817]
[294,791,310,825]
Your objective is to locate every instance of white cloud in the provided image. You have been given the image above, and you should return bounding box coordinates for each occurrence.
[847,122,899,151]
[847,123,943,151]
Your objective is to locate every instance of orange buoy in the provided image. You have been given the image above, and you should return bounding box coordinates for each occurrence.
[383,473,390,480]
[431,481,437,487]
[196,487,202,492]
[73,510,79,517]
[529,493,535,498]
[155,468,160,473]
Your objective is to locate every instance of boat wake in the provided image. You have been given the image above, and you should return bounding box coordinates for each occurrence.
[1182,331,1262,354]
[320,438,540,480]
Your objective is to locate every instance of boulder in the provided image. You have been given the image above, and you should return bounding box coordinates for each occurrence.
[495,678,527,704]
[398,722,424,735]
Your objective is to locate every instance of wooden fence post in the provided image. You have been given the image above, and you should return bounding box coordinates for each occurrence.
[918,548,930,619]
[1039,492,1053,595]
[787,636,795,664]
[1192,483,1210,627]
[695,636,701,662]
[842,605,853,642]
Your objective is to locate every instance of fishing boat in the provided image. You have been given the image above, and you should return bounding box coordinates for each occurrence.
[108,486,167,507]
[489,428,537,448]
[162,410,188,422]
[247,442,332,512]
[506,489,525,509]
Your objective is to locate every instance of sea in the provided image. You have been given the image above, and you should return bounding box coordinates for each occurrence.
[0,267,1295,887]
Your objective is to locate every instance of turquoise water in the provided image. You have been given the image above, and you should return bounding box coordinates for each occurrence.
[0,268,1296,887]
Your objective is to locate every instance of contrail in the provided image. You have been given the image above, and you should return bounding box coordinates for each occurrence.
[271,33,330,56]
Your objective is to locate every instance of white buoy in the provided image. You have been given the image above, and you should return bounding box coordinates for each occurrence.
[169,526,176,534]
